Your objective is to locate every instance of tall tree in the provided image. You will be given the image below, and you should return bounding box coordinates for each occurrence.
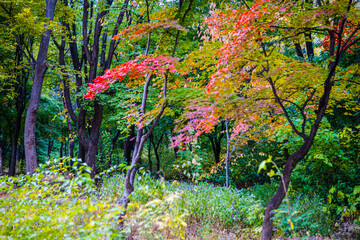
[59,0,130,177]
[22,0,57,174]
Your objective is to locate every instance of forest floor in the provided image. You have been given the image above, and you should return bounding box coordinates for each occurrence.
[1,168,360,239]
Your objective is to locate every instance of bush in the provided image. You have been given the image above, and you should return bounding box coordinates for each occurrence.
[0,158,123,240]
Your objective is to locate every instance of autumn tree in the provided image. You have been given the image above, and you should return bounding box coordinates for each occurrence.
[175,0,360,239]
[85,0,195,210]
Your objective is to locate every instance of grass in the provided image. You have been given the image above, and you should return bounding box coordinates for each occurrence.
[0,160,358,239]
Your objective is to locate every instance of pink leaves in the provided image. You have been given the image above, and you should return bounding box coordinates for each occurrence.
[84,55,179,100]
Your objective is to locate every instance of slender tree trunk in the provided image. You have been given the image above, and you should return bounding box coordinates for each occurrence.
[47,139,53,158]
[0,144,3,176]
[150,134,163,171]
[107,130,120,169]
[123,125,135,165]
[9,113,21,176]
[148,138,152,172]
[9,46,27,176]
[225,120,230,188]
[60,142,63,158]
[24,0,57,174]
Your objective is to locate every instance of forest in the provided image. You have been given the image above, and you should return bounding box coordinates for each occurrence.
[0,0,360,239]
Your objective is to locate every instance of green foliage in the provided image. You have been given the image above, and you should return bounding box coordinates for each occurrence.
[0,158,123,240]
[169,146,209,182]
[125,175,188,239]
[273,194,333,238]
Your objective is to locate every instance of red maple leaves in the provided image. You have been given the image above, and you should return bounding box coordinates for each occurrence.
[84,55,179,100]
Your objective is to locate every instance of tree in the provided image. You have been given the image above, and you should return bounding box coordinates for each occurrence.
[0,0,58,174]
[54,0,130,177]
[176,0,360,238]
[85,0,194,209]
[24,0,57,174]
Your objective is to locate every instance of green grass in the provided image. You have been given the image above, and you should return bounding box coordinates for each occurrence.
[0,160,355,239]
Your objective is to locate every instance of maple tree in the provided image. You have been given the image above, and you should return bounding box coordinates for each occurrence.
[172,0,360,239]
[84,0,194,210]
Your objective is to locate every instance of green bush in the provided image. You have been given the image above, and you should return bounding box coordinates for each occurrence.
[0,158,123,240]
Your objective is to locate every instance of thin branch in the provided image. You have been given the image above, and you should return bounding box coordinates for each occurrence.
[267,76,306,140]
[12,33,34,69]
[278,97,308,137]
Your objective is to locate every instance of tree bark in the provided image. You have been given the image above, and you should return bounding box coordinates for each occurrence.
[9,110,22,176]
[47,139,54,158]
[150,133,163,171]
[225,120,230,188]
[24,0,57,174]
[0,144,3,176]
[9,46,28,176]
[123,125,135,165]
[107,130,120,169]
[148,137,152,172]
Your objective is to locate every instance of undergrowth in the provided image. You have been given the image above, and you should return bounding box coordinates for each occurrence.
[0,157,355,239]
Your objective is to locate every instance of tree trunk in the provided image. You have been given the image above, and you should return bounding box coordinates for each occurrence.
[225,120,230,188]
[150,134,163,172]
[60,141,63,158]
[24,0,57,174]
[148,138,152,172]
[123,125,135,165]
[9,45,28,177]
[261,143,312,239]
[0,144,3,176]
[107,130,120,169]
[9,112,21,176]
[77,101,103,178]
[47,139,53,158]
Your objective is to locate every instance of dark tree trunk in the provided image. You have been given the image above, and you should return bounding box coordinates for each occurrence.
[0,144,3,176]
[294,43,304,58]
[78,143,85,162]
[60,0,129,176]
[9,112,22,176]
[54,33,75,158]
[148,138,152,172]
[305,33,314,59]
[24,0,57,174]
[123,125,135,165]
[107,130,120,169]
[60,142,64,158]
[77,101,103,178]
[225,120,230,188]
[47,139,54,158]
[206,122,225,164]
[208,135,222,164]
[9,46,28,177]
[150,133,163,171]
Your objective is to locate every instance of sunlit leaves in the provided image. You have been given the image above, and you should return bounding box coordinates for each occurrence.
[84,55,179,100]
